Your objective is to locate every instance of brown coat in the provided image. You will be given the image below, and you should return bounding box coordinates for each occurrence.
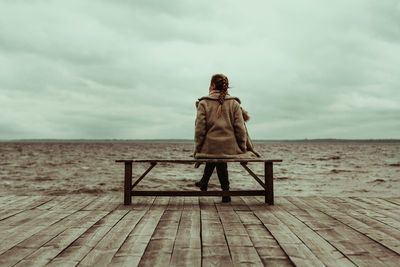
[194,90,260,159]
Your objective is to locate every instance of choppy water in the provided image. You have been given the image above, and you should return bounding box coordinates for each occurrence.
[0,141,399,197]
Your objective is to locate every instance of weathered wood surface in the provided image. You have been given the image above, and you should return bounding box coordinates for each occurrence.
[0,195,399,266]
[116,159,283,163]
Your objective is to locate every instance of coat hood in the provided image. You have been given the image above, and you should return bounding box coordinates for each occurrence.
[198,90,241,104]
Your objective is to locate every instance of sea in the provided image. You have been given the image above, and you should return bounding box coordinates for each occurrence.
[0,140,399,197]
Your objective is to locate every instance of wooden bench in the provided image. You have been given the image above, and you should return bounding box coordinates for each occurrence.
[115,159,282,205]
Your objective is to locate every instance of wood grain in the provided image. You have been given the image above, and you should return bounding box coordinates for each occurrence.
[0,195,398,266]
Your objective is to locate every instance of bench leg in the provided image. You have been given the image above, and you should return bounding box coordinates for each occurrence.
[265,162,274,205]
[124,162,132,205]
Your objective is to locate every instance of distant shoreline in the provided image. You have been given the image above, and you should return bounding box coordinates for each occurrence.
[1,139,400,144]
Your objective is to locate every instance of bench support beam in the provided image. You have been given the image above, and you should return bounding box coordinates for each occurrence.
[124,162,132,205]
[131,190,265,196]
[265,162,274,205]
[240,162,266,189]
[132,162,157,189]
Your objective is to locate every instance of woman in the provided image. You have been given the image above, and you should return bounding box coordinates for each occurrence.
[194,74,260,202]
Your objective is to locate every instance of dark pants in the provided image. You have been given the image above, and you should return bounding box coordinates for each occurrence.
[200,162,229,190]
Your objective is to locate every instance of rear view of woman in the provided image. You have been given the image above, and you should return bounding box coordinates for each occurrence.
[194,74,260,202]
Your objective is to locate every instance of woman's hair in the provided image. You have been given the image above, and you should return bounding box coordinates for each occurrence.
[211,74,229,118]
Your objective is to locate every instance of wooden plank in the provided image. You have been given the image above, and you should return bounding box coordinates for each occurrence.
[16,210,109,249]
[288,197,397,266]
[83,195,117,211]
[48,195,85,211]
[41,195,95,212]
[151,196,171,211]
[183,197,200,211]
[366,208,400,229]
[350,197,400,217]
[117,196,156,211]
[199,197,220,222]
[201,197,233,266]
[0,247,37,267]
[0,196,30,209]
[109,197,173,266]
[326,197,400,239]
[137,206,183,266]
[0,195,18,206]
[55,195,98,211]
[2,209,106,266]
[202,220,228,247]
[312,197,400,255]
[105,199,166,266]
[230,197,251,211]
[202,246,233,267]
[170,201,201,267]
[230,246,264,266]
[0,209,25,221]
[14,227,90,267]
[216,208,240,223]
[360,197,400,212]
[215,199,263,265]
[217,212,252,246]
[5,196,53,210]
[128,210,164,237]
[343,197,400,229]
[99,195,121,211]
[77,209,147,266]
[45,211,101,236]
[0,209,75,255]
[0,209,45,229]
[270,198,355,266]
[236,207,292,266]
[236,211,263,225]
[167,197,184,211]
[47,210,128,266]
[36,196,70,210]
[107,239,148,266]
[47,225,113,266]
[110,209,165,266]
[215,200,234,213]
[384,198,400,206]
[242,197,325,267]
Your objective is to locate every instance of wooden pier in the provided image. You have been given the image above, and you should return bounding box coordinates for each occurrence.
[0,195,399,266]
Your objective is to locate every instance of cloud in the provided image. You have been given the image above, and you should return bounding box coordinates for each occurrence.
[0,0,399,139]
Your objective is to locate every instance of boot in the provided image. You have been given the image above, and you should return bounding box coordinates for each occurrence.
[195,181,207,191]
[222,196,231,203]
[222,190,231,203]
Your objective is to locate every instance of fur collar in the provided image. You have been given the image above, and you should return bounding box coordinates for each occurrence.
[195,90,250,122]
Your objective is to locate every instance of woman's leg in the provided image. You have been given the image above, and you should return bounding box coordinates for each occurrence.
[216,163,229,190]
[196,163,216,190]
[216,163,230,202]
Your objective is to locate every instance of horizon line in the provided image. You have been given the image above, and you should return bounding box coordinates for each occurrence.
[1,138,400,143]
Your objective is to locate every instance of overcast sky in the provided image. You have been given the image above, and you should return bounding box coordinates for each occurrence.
[0,0,399,140]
